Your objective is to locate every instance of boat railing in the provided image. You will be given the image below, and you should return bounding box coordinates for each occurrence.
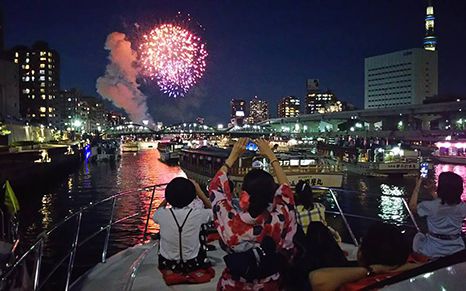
[311,186,420,246]
[0,183,168,291]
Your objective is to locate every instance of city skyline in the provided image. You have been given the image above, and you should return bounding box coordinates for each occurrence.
[2,0,466,123]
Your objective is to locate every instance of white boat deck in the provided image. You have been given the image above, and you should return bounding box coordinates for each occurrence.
[72,241,224,291]
[72,240,359,291]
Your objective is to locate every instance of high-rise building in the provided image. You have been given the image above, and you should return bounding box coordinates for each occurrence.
[306,90,343,114]
[305,79,343,114]
[248,96,268,124]
[0,59,19,119]
[424,0,437,51]
[364,48,438,109]
[7,42,60,125]
[230,99,246,126]
[80,96,106,132]
[55,88,81,130]
[277,96,300,118]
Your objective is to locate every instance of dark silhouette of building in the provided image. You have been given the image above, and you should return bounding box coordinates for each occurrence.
[277,96,300,118]
[247,96,268,124]
[230,99,246,126]
[0,60,19,119]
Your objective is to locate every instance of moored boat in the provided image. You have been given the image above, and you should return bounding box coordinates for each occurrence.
[318,143,420,177]
[157,141,185,165]
[179,147,344,189]
[431,141,466,165]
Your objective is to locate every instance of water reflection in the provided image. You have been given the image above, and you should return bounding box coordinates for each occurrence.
[378,184,407,223]
[40,194,53,230]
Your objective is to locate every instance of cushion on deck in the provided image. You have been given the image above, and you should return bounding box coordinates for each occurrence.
[160,267,216,285]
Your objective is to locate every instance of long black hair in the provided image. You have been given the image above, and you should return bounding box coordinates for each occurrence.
[295,180,314,210]
[437,171,464,205]
[242,169,277,218]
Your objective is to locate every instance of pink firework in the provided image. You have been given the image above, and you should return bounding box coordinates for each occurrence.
[139,23,208,97]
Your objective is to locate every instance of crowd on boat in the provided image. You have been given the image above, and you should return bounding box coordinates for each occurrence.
[153,138,466,291]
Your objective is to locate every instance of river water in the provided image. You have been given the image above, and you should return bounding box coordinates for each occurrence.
[15,149,466,287]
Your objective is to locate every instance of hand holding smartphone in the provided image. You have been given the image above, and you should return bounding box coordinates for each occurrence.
[420,162,429,178]
[246,141,259,151]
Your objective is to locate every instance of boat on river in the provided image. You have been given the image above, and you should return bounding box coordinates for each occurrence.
[90,140,120,162]
[179,147,344,190]
[2,185,464,290]
[158,141,185,165]
[432,141,466,165]
[318,143,420,177]
[121,141,139,152]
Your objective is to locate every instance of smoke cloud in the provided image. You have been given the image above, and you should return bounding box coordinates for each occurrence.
[96,32,152,123]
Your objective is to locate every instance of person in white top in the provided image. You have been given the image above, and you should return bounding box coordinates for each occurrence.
[153,177,213,273]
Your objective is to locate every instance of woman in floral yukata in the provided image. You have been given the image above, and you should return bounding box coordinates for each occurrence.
[209,138,297,291]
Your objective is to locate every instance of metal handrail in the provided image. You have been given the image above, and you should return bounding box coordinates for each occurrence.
[312,186,422,246]
[0,183,167,291]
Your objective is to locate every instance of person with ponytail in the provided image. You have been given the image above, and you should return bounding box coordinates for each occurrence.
[209,138,297,291]
[295,180,341,242]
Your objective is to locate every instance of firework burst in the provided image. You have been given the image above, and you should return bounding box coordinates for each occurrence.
[139,23,208,97]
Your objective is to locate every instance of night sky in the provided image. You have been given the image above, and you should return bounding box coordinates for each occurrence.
[3,0,466,124]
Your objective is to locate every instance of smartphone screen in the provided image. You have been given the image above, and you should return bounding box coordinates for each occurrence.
[246,141,258,151]
[420,162,429,178]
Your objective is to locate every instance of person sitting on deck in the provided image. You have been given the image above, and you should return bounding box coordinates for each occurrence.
[209,138,297,291]
[294,180,341,242]
[409,171,466,259]
[309,222,419,291]
[153,177,213,274]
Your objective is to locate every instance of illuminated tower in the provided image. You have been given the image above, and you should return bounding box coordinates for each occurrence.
[424,0,437,51]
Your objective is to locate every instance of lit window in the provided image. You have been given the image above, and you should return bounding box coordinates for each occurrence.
[31,95,35,99]
[14,59,18,63]
[40,107,46,113]
[32,114,36,117]
[26,58,30,63]
[41,94,46,99]
[39,70,45,74]
[40,57,46,61]
[68,98,71,101]
[39,76,45,81]
[40,89,45,93]
[15,52,18,57]
[48,52,52,57]
[40,64,46,68]
[40,51,46,56]
[48,108,53,112]
[40,114,45,117]
[40,83,46,87]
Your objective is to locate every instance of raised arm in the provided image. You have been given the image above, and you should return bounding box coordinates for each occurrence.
[220,137,248,174]
[409,177,422,213]
[255,139,289,185]
[191,179,212,208]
